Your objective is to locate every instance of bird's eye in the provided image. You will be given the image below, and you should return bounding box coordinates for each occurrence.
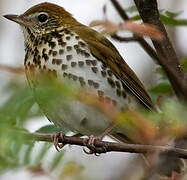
[38,13,48,23]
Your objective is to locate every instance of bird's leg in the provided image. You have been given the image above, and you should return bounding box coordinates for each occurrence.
[51,132,83,151]
[51,132,65,152]
[83,123,116,155]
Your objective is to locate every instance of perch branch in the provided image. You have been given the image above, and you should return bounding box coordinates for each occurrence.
[24,132,187,159]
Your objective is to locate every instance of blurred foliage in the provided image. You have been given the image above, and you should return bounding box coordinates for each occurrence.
[0,3,187,180]
[0,76,87,179]
[126,5,187,26]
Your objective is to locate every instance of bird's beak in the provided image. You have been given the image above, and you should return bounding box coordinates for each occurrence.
[4,14,31,27]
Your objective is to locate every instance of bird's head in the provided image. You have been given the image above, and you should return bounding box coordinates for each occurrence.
[4,2,78,36]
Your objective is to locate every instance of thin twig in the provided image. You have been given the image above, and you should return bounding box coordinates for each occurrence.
[110,0,159,62]
[111,34,137,42]
[133,0,187,101]
[0,65,24,74]
[24,132,187,159]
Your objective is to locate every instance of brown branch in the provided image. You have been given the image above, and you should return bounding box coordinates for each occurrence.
[0,65,24,74]
[133,0,187,101]
[25,132,187,159]
[110,0,159,64]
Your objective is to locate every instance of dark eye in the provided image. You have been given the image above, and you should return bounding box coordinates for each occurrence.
[38,13,48,23]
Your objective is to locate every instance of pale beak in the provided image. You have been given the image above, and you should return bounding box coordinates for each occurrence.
[4,14,31,27]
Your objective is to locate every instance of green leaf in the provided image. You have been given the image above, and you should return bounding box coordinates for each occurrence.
[181,58,187,73]
[36,125,68,134]
[165,10,183,18]
[23,143,35,165]
[148,82,173,95]
[0,85,35,125]
[160,14,187,26]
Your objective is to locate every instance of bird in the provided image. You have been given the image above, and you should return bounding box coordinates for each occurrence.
[3,2,184,177]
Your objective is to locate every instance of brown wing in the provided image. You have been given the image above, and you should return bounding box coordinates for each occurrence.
[71,25,154,109]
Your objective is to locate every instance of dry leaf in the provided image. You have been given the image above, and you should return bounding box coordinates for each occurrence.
[89,19,163,40]
[125,21,163,40]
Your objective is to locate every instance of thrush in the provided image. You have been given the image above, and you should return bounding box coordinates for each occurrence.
[4,2,185,177]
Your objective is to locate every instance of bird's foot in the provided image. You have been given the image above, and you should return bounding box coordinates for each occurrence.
[51,132,65,152]
[83,135,105,156]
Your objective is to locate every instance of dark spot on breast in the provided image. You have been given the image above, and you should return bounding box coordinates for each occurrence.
[43,54,49,62]
[52,51,58,57]
[115,81,121,89]
[122,91,127,98]
[107,78,115,88]
[116,89,121,97]
[49,50,53,55]
[75,36,80,40]
[93,82,99,89]
[54,59,62,65]
[67,46,72,51]
[107,70,113,77]
[72,75,78,81]
[88,80,93,86]
[91,67,98,73]
[63,72,67,77]
[101,64,107,70]
[91,60,97,66]
[79,77,86,87]
[78,61,84,67]
[48,41,56,49]
[59,49,64,55]
[86,60,91,66]
[84,52,90,57]
[76,49,81,54]
[71,61,77,67]
[74,44,79,49]
[66,55,72,61]
[101,71,107,77]
[65,36,71,40]
[62,64,68,70]
[78,41,86,47]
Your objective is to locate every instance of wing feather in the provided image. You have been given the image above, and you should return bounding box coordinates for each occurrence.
[70,25,154,109]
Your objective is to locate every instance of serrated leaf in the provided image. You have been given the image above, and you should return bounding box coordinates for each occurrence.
[23,143,34,165]
[0,85,35,125]
[148,82,173,95]
[50,151,64,171]
[36,125,68,134]
[34,143,51,165]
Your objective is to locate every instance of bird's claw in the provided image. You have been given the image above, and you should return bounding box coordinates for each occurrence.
[51,132,65,151]
[83,135,103,156]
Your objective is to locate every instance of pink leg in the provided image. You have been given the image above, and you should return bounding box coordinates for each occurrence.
[83,123,116,155]
[51,132,65,152]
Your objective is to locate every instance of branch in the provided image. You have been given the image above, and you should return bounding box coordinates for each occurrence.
[24,132,187,159]
[111,34,137,42]
[110,0,159,64]
[133,0,187,101]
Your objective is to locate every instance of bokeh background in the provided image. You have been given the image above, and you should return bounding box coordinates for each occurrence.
[0,0,187,179]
